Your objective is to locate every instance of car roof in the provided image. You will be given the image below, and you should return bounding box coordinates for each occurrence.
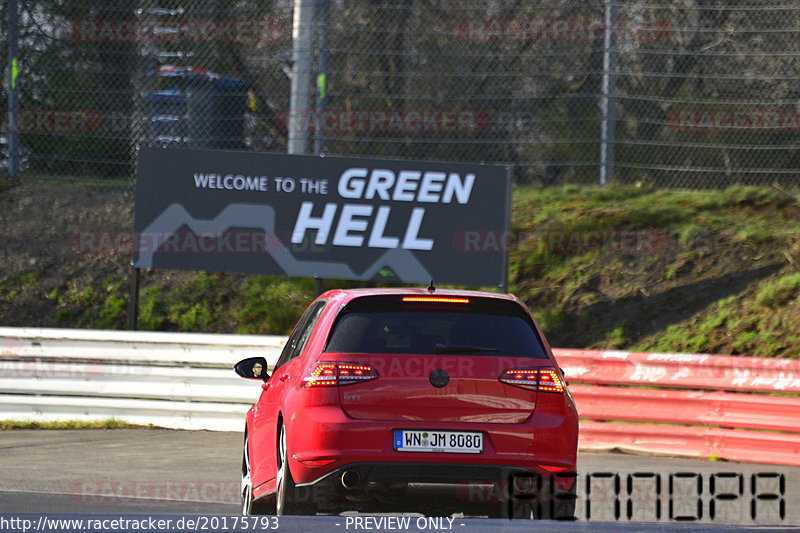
[319,287,521,306]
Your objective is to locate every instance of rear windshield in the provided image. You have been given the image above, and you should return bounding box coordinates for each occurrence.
[324,295,548,358]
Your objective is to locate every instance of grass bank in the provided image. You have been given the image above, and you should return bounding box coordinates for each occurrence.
[1,184,798,358]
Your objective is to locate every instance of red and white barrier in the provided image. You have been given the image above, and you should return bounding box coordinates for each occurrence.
[554,348,800,466]
[1,329,798,465]
[554,348,800,393]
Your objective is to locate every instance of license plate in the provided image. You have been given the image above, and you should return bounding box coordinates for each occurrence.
[393,430,483,453]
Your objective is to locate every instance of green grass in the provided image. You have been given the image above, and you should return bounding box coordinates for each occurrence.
[47,277,129,329]
[115,273,316,334]
[755,273,800,309]
[162,272,221,331]
[0,418,154,430]
[605,326,628,349]
[232,276,314,334]
[510,184,800,355]
[532,308,567,333]
[677,223,706,246]
[138,285,166,330]
[9,183,800,358]
[514,185,799,247]
[633,271,800,359]
[98,279,127,328]
[0,271,39,301]
[633,296,738,354]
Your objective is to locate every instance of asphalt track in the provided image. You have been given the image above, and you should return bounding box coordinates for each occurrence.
[0,429,798,531]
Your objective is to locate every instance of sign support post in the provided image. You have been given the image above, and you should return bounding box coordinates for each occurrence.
[129,265,140,330]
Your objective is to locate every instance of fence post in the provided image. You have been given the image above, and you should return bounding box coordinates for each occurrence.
[288,0,316,156]
[7,0,20,185]
[313,0,330,157]
[599,0,618,186]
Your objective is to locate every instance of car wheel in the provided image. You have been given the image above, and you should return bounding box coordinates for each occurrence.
[242,433,274,515]
[275,423,314,515]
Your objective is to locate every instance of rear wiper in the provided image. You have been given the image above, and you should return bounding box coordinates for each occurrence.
[434,344,499,354]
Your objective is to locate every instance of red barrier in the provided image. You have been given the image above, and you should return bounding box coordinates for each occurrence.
[579,421,800,466]
[554,348,800,393]
[551,348,800,466]
[571,385,800,432]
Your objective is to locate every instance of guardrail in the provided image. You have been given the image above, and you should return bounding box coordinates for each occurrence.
[0,328,282,431]
[554,348,800,466]
[1,328,798,465]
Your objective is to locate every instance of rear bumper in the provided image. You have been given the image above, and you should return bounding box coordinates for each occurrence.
[285,404,578,486]
[297,461,576,517]
[300,461,538,487]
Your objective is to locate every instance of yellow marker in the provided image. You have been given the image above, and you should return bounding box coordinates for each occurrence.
[317,73,326,100]
[12,58,19,89]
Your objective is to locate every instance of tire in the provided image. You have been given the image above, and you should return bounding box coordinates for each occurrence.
[275,423,315,515]
[241,433,274,515]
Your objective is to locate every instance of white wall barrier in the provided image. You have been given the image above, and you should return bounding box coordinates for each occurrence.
[0,328,285,432]
[5,327,798,466]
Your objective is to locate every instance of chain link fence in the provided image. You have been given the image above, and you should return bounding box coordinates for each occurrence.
[2,0,800,188]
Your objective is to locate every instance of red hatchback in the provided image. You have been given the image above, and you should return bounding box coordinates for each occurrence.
[235,287,578,519]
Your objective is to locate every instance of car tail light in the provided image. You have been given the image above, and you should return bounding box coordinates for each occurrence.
[499,368,565,393]
[538,464,569,473]
[401,296,470,304]
[537,369,565,393]
[298,458,338,467]
[304,362,378,387]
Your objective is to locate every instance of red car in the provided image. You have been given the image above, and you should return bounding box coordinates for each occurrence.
[235,287,578,519]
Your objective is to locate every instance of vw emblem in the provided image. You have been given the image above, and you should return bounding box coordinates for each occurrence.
[429,369,449,388]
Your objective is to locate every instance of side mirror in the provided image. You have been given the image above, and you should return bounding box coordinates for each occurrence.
[234,357,269,381]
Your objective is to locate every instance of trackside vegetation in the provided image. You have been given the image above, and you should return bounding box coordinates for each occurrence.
[2,184,800,358]
[0,418,153,430]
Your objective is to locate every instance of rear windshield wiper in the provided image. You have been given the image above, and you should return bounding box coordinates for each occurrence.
[434,344,499,354]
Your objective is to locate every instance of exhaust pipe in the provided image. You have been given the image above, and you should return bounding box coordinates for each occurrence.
[340,470,361,489]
